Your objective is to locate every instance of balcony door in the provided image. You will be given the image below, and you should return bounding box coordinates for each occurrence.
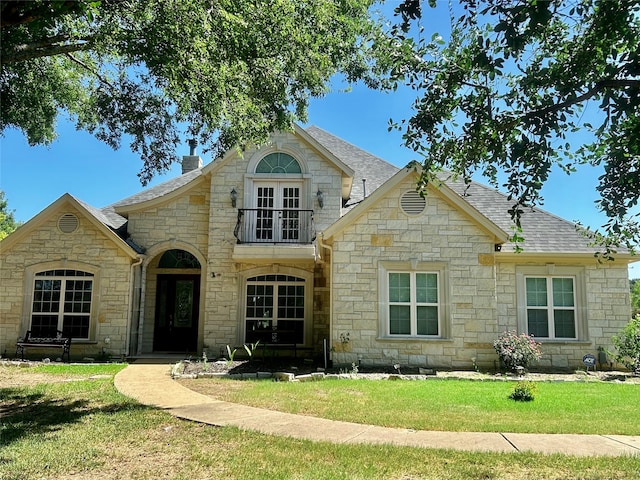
[254,182,302,243]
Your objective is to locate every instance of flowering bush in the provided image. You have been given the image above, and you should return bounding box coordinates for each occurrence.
[494,330,542,371]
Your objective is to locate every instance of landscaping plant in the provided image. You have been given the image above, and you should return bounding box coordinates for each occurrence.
[612,315,640,375]
[509,381,537,402]
[494,330,542,371]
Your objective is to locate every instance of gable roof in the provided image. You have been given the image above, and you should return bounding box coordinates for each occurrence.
[0,194,140,258]
[307,128,628,257]
[322,166,509,244]
[305,125,399,209]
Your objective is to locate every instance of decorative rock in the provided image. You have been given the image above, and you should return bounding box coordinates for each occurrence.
[273,372,295,382]
[295,374,314,382]
[311,372,325,381]
[43,358,51,363]
[419,368,436,375]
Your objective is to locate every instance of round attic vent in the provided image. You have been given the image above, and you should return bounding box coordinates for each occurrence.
[58,214,79,233]
[400,191,426,215]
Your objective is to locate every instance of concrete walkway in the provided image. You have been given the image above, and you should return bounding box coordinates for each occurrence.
[114,363,640,457]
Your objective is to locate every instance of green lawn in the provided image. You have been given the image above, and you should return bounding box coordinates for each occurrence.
[1,364,639,480]
[180,377,640,435]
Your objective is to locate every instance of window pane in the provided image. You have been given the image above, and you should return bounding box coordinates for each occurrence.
[554,310,576,338]
[527,309,549,337]
[63,279,92,315]
[30,315,58,337]
[552,278,574,307]
[277,285,305,319]
[526,278,547,306]
[389,273,410,302]
[415,273,438,303]
[62,315,90,339]
[417,306,438,335]
[389,305,411,334]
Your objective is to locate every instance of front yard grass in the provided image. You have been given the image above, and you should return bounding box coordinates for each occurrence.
[1,364,639,480]
[180,377,640,435]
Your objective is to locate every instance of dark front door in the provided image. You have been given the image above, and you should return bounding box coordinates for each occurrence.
[154,275,200,352]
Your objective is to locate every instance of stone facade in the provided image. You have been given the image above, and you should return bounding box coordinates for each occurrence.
[0,199,134,359]
[1,128,634,370]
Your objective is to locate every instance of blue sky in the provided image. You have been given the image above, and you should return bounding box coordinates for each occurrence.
[1,80,637,279]
[0,1,637,278]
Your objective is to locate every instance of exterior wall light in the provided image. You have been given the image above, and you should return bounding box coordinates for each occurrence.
[317,189,324,209]
[230,188,238,208]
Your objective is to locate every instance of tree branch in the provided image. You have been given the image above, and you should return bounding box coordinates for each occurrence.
[64,53,116,92]
[1,41,91,64]
[521,79,640,121]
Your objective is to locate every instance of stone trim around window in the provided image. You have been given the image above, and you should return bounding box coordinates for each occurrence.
[378,261,449,340]
[515,265,587,342]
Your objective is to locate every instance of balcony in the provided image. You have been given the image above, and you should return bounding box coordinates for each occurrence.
[232,209,316,263]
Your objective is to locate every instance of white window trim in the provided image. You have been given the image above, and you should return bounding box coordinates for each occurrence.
[378,261,449,340]
[516,265,587,342]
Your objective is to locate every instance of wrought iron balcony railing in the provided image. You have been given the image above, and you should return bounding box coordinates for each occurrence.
[234,209,316,244]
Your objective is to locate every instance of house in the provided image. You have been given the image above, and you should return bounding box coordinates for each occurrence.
[0,125,636,370]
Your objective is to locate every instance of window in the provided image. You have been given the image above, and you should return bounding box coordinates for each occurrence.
[255,153,302,174]
[30,270,93,339]
[387,271,440,337]
[245,275,305,344]
[525,276,576,339]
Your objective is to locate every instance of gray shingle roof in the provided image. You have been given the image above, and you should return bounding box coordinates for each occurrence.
[88,125,597,255]
[305,125,399,209]
[110,168,203,209]
[444,177,596,253]
[306,127,596,254]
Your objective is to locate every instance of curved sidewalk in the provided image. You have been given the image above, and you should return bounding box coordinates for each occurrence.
[114,363,640,457]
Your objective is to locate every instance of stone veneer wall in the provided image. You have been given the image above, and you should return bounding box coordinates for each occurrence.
[202,132,343,356]
[126,181,210,354]
[0,204,133,359]
[496,262,632,370]
[329,176,500,370]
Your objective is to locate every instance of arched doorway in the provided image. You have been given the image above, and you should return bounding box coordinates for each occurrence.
[153,249,201,352]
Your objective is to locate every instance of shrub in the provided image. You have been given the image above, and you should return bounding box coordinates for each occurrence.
[494,330,542,371]
[612,315,640,375]
[509,380,537,402]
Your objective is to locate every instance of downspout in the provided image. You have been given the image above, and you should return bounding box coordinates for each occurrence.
[319,233,333,362]
[125,255,144,358]
[136,260,148,356]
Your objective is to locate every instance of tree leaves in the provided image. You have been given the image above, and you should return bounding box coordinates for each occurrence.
[1,0,383,183]
[386,0,640,253]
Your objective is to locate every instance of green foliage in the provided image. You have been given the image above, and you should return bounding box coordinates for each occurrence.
[509,381,537,402]
[387,0,640,253]
[1,0,385,183]
[612,315,640,374]
[631,279,640,317]
[243,340,260,361]
[226,344,237,364]
[0,190,21,240]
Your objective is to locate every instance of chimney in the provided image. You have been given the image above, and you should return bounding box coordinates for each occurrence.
[182,139,202,174]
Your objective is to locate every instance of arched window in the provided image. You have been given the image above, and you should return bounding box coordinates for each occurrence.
[30,269,94,339]
[244,274,305,344]
[255,153,302,174]
[158,249,201,269]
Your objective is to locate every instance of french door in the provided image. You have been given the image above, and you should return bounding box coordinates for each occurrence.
[254,182,302,242]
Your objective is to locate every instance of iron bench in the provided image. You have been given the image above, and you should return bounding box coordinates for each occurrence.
[16,330,71,362]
